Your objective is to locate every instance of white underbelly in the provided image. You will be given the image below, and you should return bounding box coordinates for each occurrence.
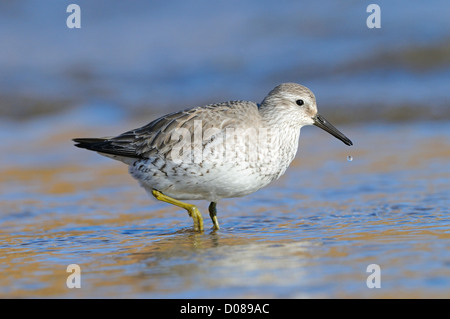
[129,158,282,202]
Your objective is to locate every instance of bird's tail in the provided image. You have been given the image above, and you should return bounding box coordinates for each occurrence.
[73,137,141,165]
[73,138,108,151]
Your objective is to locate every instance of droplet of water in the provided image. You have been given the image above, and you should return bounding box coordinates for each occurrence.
[347,155,353,162]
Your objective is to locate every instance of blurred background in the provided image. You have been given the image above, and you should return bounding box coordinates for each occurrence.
[0,0,449,298]
[0,0,448,122]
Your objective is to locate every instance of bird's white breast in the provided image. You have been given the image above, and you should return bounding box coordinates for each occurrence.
[129,125,301,202]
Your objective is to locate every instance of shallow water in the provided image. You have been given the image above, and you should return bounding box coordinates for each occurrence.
[0,116,448,298]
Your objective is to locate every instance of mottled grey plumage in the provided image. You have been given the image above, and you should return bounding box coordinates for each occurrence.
[74,83,352,230]
[74,100,260,162]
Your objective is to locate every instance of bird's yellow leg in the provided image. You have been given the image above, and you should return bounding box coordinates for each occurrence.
[151,189,204,231]
[208,202,220,230]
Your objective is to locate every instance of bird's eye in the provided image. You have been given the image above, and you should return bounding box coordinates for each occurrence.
[296,99,304,106]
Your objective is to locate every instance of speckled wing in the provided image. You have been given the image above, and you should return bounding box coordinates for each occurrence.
[73,100,260,162]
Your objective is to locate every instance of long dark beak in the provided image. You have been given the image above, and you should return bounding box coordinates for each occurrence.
[313,114,353,146]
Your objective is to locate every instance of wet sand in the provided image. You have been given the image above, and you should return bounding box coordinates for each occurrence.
[0,117,448,298]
